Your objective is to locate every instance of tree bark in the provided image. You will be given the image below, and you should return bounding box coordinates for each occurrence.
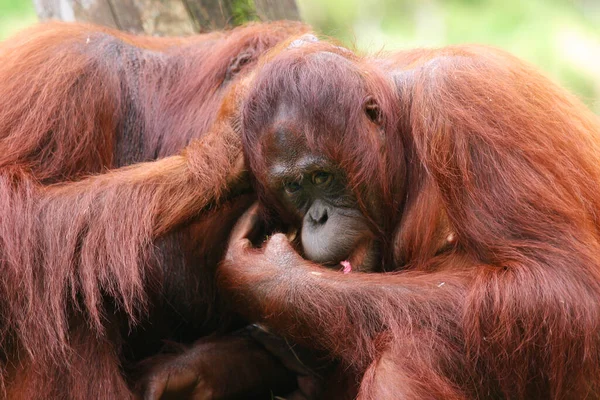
[33,0,300,36]
[254,0,300,21]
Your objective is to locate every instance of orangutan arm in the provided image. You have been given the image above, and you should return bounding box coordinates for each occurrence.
[218,206,472,369]
[0,118,246,354]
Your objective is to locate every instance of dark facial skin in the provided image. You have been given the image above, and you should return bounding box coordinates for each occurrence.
[264,118,379,271]
[240,49,394,272]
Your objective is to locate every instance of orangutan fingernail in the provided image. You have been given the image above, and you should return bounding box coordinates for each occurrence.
[286,229,297,242]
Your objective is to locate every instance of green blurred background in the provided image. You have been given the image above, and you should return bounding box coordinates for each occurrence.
[1,0,599,112]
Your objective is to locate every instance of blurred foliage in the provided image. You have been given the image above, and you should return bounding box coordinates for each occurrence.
[0,0,36,40]
[0,0,599,111]
[297,0,600,112]
[231,0,259,26]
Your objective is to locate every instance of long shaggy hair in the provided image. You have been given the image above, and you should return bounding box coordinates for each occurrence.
[0,21,307,399]
[220,41,600,399]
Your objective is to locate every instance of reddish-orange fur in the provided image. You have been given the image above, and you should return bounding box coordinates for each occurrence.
[0,22,308,399]
[0,20,307,179]
[219,42,600,399]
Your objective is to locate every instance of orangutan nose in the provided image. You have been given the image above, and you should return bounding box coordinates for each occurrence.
[307,201,329,226]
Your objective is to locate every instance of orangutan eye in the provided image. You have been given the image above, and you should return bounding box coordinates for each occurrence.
[312,171,332,186]
[284,181,302,194]
[364,97,382,125]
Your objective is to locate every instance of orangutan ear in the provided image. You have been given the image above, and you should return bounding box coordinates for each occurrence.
[364,96,383,126]
[226,50,255,81]
[287,34,319,49]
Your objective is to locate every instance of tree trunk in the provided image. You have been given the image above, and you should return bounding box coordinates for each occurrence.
[32,0,300,36]
[254,0,300,21]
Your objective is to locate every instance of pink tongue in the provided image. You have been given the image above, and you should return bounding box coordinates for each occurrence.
[340,260,352,274]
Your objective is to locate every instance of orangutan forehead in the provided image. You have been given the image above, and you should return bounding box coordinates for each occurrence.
[262,54,368,112]
[265,128,333,182]
[253,48,368,99]
[264,123,306,160]
[268,153,331,180]
[242,47,378,145]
